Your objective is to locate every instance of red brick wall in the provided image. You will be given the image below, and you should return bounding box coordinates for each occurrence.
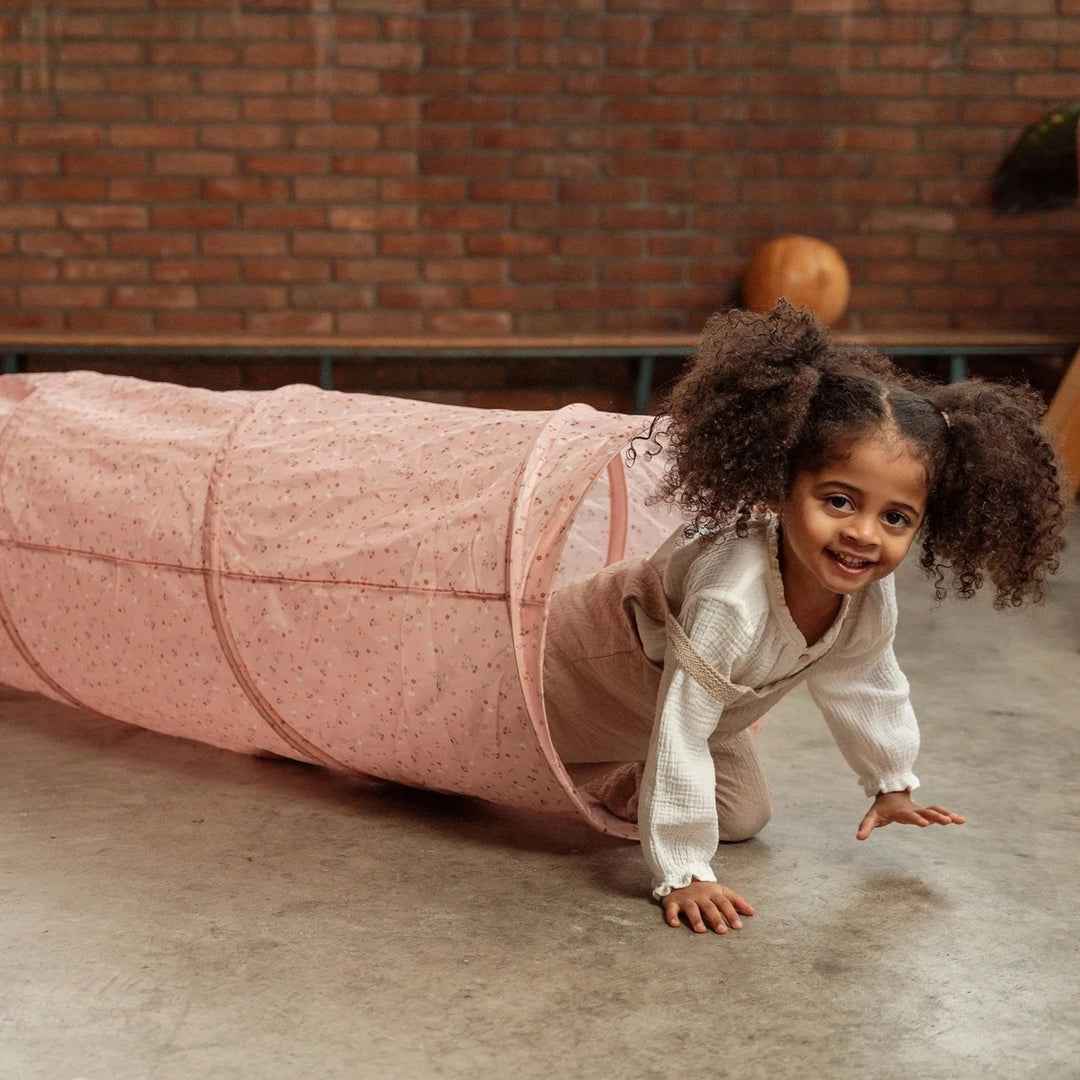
[3,0,1080,346]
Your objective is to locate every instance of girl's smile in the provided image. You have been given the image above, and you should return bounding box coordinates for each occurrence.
[778,434,929,638]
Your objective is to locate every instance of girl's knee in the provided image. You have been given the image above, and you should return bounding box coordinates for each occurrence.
[716,800,772,843]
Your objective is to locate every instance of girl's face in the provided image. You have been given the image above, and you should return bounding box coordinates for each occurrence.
[779,435,928,605]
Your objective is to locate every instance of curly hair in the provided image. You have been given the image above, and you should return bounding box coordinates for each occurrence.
[640,300,1066,608]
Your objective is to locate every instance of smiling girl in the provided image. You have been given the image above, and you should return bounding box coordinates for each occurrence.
[543,302,1066,934]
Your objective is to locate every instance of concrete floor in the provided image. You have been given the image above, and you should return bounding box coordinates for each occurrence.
[2,518,1079,1080]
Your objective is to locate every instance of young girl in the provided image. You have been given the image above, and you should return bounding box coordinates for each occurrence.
[543,301,1066,935]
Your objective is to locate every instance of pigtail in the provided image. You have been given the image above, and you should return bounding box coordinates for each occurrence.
[653,302,833,535]
[920,379,1065,607]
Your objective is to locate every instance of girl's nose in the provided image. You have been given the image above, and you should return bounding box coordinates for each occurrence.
[841,516,878,547]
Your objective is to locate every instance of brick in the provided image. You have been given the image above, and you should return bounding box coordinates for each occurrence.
[474,126,559,151]
[20,231,107,257]
[201,232,287,257]
[333,152,417,177]
[467,285,557,309]
[291,284,375,310]
[203,178,290,202]
[0,258,56,282]
[1015,73,1080,98]
[19,178,107,200]
[379,284,459,308]
[513,206,597,230]
[514,153,598,178]
[292,232,378,258]
[199,285,287,310]
[329,206,418,230]
[0,310,63,332]
[242,152,329,176]
[475,15,564,40]
[601,261,683,284]
[61,205,148,229]
[155,312,244,335]
[423,43,512,67]
[559,235,644,257]
[607,44,693,69]
[65,310,153,334]
[109,69,197,94]
[423,99,511,122]
[107,124,196,149]
[293,125,379,151]
[380,72,471,96]
[113,285,197,309]
[62,150,146,177]
[110,15,196,39]
[565,72,651,96]
[509,259,591,283]
[153,206,236,229]
[153,259,239,283]
[241,258,330,283]
[472,71,562,95]
[246,312,334,337]
[59,41,145,64]
[518,42,605,67]
[199,70,288,94]
[382,233,465,257]
[111,233,195,257]
[152,97,239,122]
[966,45,1055,70]
[242,43,323,66]
[150,43,239,65]
[420,152,511,177]
[335,259,418,283]
[292,178,379,201]
[559,180,641,203]
[834,71,925,96]
[339,42,422,67]
[427,311,513,335]
[420,206,508,230]
[471,179,555,202]
[16,123,103,149]
[202,124,287,150]
[335,98,419,123]
[21,284,106,307]
[467,233,553,257]
[380,178,465,201]
[337,311,425,336]
[241,206,326,229]
[201,14,291,41]
[243,98,334,122]
[110,179,198,200]
[153,151,235,176]
[867,208,958,232]
[423,258,506,284]
[61,258,147,283]
[0,97,55,122]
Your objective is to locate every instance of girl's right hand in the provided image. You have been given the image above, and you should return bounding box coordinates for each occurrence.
[661,880,754,934]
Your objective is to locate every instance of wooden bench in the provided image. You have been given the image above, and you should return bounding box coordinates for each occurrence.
[2,329,1078,494]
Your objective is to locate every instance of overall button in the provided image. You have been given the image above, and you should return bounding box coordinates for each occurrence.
[798,652,810,662]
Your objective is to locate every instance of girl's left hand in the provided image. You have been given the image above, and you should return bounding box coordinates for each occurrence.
[856,790,966,840]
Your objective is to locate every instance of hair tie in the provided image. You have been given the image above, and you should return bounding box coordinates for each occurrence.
[940,409,951,429]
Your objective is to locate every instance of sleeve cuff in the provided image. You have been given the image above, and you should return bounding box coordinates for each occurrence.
[863,771,920,798]
[651,865,717,900]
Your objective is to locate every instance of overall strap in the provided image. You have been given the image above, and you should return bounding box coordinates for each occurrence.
[664,613,746,706]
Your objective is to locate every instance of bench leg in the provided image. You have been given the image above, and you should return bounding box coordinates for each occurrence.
[1045,346,1080,499]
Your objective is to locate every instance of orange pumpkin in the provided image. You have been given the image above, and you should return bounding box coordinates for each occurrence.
[742,235,851,325]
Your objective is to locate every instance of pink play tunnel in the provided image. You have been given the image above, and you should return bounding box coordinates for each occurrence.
[0,372,680,837]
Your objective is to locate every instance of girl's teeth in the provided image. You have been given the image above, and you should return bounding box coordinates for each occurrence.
[833,552,869,568]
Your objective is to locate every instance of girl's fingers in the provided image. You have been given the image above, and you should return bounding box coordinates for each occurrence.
[717,900,742,930]
[924,805,966,824]
[683,901,707,934]
[727,892,755,917]
[700,901,728,933]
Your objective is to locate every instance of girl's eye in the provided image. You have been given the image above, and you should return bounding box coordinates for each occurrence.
[825,494,852,511]
[883,510,910,528]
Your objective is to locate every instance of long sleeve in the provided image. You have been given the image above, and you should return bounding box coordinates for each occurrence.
[806,581,920,798]
[638,594,751,899]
